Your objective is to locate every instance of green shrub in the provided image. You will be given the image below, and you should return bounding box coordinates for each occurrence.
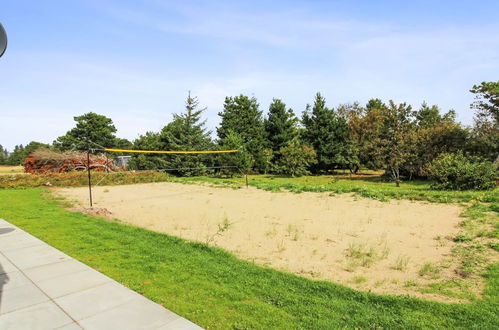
[275,139,317,177]
[427,152,497,191]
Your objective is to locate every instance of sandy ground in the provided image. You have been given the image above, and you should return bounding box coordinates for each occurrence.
[57,182,467,300]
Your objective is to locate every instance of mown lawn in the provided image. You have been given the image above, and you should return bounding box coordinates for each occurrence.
[0,188,498,329]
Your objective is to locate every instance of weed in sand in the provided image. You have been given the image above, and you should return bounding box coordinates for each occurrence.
[345,242,380,268]
[350,276,367,284]
[404,280,418,288]
[205,217,232,246]
[419,263,441,279]
[392,255,410,271]
[277,240,286,253]
[286,224,300,241]
[265,227,277,238]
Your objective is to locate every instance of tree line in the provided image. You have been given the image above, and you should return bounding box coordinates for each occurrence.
[1,82,497,187]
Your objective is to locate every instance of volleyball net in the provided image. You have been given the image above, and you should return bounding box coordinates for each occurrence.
[85,145,246,207]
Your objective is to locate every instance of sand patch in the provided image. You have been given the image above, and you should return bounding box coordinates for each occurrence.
[57,182,470,301]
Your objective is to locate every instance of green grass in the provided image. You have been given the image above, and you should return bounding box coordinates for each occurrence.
[0,189,498,329]
[238,175,499,203]
[2,171,497,203]
[168,174,498,203]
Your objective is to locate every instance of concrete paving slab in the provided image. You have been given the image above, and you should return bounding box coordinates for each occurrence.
[23,259,90,283]
[56,322,83,330]
[0,301,73,330]
[0,254,17,275]
[0,231,45,252]
[54,281,138,321]
[0,270,32,291]
[78,296,181,330]
[2,245,71,270]
[36,269,112,298]
[0,282,50,315]
[0,219,203,330]
[0,220,15,227]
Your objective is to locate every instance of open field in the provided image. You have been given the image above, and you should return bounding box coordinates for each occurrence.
[58,181,473,301]
[1,188,498,329]
[0,165,24,175]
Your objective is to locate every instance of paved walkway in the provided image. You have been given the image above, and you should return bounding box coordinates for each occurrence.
[0,218,203,330]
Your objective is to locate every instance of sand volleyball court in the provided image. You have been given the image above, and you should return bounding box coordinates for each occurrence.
[57,182,468,300]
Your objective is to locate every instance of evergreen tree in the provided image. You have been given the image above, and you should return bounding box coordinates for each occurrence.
[218,130,254,176]
[128,132,165,170]
[7,141,49,165]
[217,95,265,169]
[0,144,8,165]
[415,102,443,128]
[264,99,299,153]
[159,92,213,176]
[53,112,117,151]
[302,93,356,173]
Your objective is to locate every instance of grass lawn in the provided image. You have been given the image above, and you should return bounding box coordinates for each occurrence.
[0,188,498,329]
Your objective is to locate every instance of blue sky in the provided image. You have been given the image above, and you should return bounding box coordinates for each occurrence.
[1,0,498,150]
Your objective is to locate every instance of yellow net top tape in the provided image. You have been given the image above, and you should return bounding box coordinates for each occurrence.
[104,148,238,154]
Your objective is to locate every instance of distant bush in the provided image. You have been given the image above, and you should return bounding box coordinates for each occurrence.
[428,152,497,191]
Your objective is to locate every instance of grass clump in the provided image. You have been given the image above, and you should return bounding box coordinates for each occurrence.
[350,276,367,284]
[392,255,410,271]
[345,243,379,268]
[419,263,441,279]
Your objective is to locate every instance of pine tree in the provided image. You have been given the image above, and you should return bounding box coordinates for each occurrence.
[218,130,254,176]
[128,132,165,170]
[264,99,298,167]
[160,92,213,176]
[0,144,8,165]
[217,95,265,170]
[53,112,117,151]
[302,93,355,173]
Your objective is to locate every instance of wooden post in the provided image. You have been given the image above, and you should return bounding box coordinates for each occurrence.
[87,150,93,207]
